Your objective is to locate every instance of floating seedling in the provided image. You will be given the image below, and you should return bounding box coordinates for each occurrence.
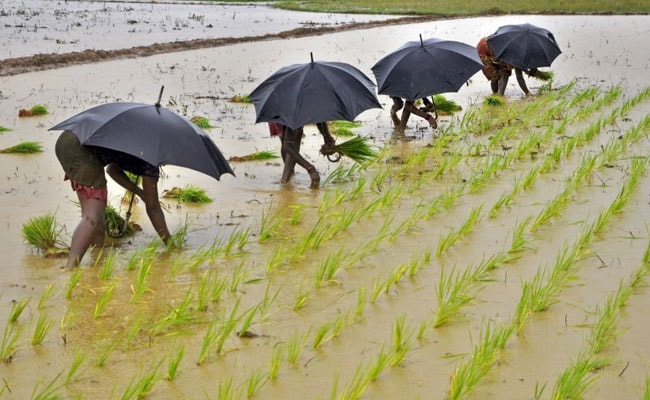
[228,150,279,162]
[0,141,42,154]
[190,116,214,129]
[163,186,212,203]
[229,94,252,103]
[18,104,48,117]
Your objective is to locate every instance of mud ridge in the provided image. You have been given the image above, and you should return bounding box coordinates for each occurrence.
[0,16,437,77]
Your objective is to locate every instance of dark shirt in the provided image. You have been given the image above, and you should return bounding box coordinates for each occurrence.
[95,147,160,178]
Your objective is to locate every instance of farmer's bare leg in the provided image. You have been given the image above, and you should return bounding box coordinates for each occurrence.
[390,97,403,127]
[515,68,531,96]
[282,128,320,188]
[490,79,499,94]
[68,194,105,267]
[497,73,509,96]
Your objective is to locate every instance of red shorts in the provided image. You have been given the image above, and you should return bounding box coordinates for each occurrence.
[70,179,107,204]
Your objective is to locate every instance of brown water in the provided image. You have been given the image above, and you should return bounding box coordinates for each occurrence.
[0,8,650,400]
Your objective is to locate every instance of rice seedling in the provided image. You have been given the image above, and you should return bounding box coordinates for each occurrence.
[508,216,533,256]
[643,376,650,400]
[37,284,54,310]
[120,360,162,400]
[228,150,279,162]
[1,141,43,153]
[370,275,388,303]
[229,93,252,103]
[527,68,554,81]
[65,269,84,299]
[515,268,560,332]
[214,302,241,354]
[166,345,184,381]
[329,120,361,137]
[244,367,268,398]
[293,284,309,311]
[198,320,219,366]
[258,208,284,243]
[163,185,212,203]
[390,315,414,366]
[355,287,367,318]
[190,116,213,129]
[65,349,86,385]
[224,228,250,258]
[314,249,344,288]
[130,260,153,302]
[104,204,131,238]
[237,305,259,338]
[93,282,117,318]
[549,353,604,400]
[8,296,31,322]
[337,364,370,400]
[31,313,53,346]
[60,306,76,331]
[1,323,22,362]
[22,212,66,254]
[166,222,188,251]
[363,345,390,382]
[0,125,11,132]
[269,344,284,380]
[286,330,306,364]
[95,337,120,367]
[483,95,505,107]
[30,372,63,400]
[434,265,480,327]
[150,289,197,336]
[447,321,513,399]
[312,321,332,350]
[98,248,120,280]
[324,135,378,164]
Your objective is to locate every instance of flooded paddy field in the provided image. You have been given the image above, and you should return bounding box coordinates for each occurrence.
[0,3,650,399]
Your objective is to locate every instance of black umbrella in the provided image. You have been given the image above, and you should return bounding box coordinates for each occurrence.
[372,35,484,102]
[487,23,561,70]
[49,90,234,181]
[250,53,382,130]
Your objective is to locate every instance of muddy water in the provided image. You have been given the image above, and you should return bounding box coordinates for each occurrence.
[1,9,650,400]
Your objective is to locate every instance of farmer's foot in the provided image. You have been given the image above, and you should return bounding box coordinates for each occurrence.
[307,166,320,189]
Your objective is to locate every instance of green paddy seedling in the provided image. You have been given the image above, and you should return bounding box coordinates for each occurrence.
[30,371,63,400]
[163,185,212,203]
[31,313,53,346]
[93,282,117,318]
[269,344,284,380]
[0,125,11,132]
[1,141,43,153]
[37,284,54,310]
[22,212,65,254]
[1,323,22,362]
[230,150,279,162]
[245,367,268,398]
[8,296,31,322]
[65,269,83,299]
[286,330,305,364]
[190,116,213,129]
[65,349,86,385]
[166,345,184,381]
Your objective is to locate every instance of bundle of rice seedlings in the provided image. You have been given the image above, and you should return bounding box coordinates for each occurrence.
[1,141,43,154]
[526,69,554,81]
[190,116,214,129]
[229,94,253,103]
[484,95,505,107]
[163,186,212,203]
[0,126,11,132]
[329,120,361,137]
[321,136,378,164]
[229,150,279,162]
[22,213,67,255]
[432,94,462,114]
[19,105,49,117]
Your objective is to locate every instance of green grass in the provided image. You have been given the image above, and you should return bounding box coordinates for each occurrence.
[272,0,650,14]
[1,141,43,153]
[163,186,212,203]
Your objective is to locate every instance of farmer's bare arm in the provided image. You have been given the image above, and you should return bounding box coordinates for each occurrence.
[141,176,171,244]
[106,163,144,198]
[316,122,335,146]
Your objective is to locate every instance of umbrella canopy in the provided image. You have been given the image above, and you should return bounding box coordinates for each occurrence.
[372,36,484,102]
[487,23,562,70]
[49,102,234,181]
[250,55,382,130]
